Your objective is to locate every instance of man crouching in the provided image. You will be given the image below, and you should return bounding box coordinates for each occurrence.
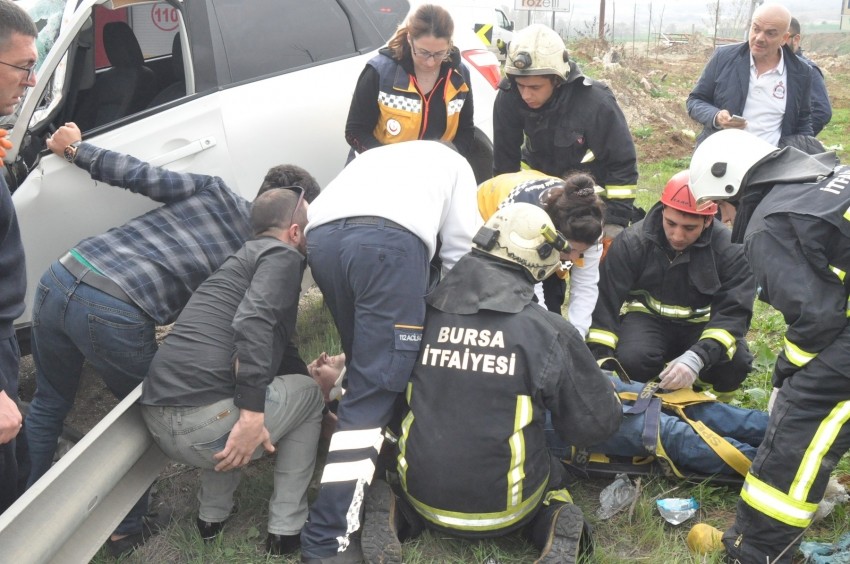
[140,187,324,557]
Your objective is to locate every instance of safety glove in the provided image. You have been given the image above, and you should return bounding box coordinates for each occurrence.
[658,350,704,390]
[0,129,12,166]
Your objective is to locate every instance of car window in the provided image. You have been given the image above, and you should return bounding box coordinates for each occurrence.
[364,0,409,39]
[211,0,358,84]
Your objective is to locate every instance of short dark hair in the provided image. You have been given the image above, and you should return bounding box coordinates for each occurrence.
[789,17,801,37]
[250,188,304,236]
[0,1,37,50]
[258,164,320,202]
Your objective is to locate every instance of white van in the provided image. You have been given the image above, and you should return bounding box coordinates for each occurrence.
[5,0,501,352]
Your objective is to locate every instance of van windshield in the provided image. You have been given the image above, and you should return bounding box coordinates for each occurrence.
[18,0,65,71]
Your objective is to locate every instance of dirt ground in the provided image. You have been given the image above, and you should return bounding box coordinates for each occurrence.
[13,32,850,561]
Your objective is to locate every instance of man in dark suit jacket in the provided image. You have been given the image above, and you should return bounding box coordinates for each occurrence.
[687,3,812,146]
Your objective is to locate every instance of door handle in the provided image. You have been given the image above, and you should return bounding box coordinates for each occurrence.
[150,137,217,167]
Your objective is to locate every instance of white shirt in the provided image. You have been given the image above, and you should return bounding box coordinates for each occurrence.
[742,50,788,146]
[306,141,482,272]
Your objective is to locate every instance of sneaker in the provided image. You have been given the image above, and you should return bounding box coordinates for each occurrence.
[686,523,724,554]
[106,508,173,558]
[301,537,364,563]
[534,503,592,564]
[361,480,402,564]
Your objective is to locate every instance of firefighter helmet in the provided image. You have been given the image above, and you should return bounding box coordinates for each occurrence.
[474,203,561,282]
[505,24,569,79]
[689,129,777,204]
[661,170,718,216]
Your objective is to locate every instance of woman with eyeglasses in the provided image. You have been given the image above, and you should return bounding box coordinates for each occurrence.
[344,4,474,163]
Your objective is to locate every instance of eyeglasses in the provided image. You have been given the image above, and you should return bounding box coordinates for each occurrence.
[282,185,306,227]
[409,41,448,61]
[0,60,35,82]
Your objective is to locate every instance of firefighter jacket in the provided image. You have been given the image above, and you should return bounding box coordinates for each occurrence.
[586,202,755,370]
[398,252,621,536]
[743,163,850,386]
[477,169,601,337]
[492,61,638,228]
[344,47,474,158]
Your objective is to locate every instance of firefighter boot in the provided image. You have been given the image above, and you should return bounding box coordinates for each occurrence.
[361,480,402,564]
[530,502,593,564]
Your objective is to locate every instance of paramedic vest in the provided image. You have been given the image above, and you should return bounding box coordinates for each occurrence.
[368,54,470,145]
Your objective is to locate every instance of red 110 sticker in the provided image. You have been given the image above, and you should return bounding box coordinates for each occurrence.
[151,4,179,32]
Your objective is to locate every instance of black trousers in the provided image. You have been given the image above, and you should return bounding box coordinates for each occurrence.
[723,224,850,563]
[614,312,751,392]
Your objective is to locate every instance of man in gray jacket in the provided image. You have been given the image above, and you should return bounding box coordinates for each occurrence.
[141,187,324,557]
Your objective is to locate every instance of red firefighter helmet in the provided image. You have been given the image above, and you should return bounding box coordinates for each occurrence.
[661,170,718,216]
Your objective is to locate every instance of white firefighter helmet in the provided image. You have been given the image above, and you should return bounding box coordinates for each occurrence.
[689,129,777,204]
[474,202,561,282]
[505,24,569,79]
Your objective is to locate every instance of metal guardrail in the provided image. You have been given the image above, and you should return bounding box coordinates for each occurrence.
[0,384,167,563]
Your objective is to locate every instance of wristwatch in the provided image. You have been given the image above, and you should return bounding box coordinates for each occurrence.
[63,141,81,163]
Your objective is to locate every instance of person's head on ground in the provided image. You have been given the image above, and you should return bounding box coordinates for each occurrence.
[473,202,561,282]
[505,24,569,110]
[789,16,803,54]
[0,0,37,116]
[307,352,346,403]
[387,4,454,76]
[258,164,320,203]
[660,170,717,252]
[749,3,791,65]
[542,172,604,263]
[250,187,308,254]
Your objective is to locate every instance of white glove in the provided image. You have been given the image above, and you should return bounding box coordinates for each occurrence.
[658,350,704,390]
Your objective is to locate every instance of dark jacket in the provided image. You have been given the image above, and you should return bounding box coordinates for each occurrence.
[399,253,621,536]
[345,47,474,159]
[586,203,755,370]
[0,175,25,392]
[743,163,850,386]
[141,237,306,411]
[687,43,813,144]
[797,51,831,136]
[493,61,639,227]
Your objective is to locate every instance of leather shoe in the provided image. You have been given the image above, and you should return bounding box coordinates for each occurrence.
[196,517,228,542]
[106,508,173,558]
[266,532,301,556]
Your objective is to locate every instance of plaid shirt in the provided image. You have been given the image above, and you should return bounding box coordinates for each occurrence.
[72,144,252,325]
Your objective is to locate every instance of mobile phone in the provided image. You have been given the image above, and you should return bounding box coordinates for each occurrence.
[729,114,746,125]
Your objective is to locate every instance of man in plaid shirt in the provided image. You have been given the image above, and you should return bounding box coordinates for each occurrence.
[25,122,320,557]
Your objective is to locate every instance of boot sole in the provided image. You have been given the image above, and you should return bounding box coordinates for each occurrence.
[361,480,402,564]
[534,503,587,564]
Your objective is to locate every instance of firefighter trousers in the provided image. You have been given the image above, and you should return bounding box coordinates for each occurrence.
[615,312,752,393]
[723,323,850,563]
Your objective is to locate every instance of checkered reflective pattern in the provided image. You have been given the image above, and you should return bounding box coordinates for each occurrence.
[378,91,422,113]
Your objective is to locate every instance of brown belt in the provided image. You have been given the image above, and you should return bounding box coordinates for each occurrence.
[59,252,132,304]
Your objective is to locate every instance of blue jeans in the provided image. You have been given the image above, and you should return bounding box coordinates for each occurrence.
[25,260,157,534]
[547,376,768,475]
